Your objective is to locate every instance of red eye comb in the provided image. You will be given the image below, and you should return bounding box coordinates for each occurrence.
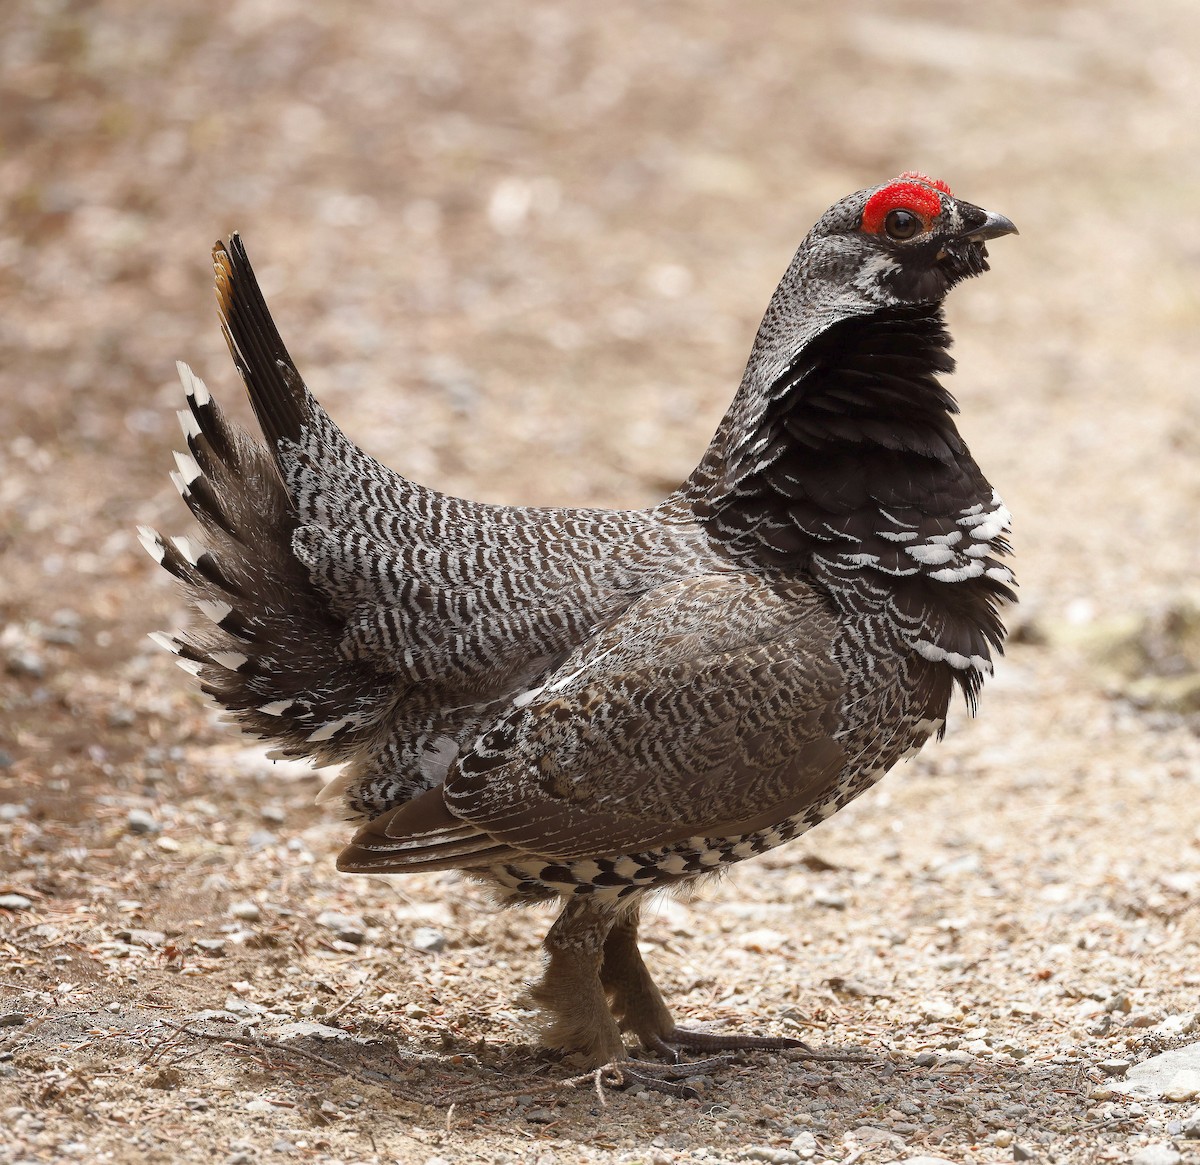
[861,174,949,234]
[898,171,952,195]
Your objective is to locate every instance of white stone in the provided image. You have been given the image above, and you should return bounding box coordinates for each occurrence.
[1163,1070,1200,1102]
[1131,1147,1182,1165]
[1119,1044,1200,1100]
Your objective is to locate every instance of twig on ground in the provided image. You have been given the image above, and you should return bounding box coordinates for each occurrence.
[154,1021,413,1091]
[440,1062,625,1107]
[797,1050,877,1064]
[324,985,365,1021]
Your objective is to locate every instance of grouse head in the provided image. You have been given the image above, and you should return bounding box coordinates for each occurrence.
[803,172,1018,310]
[721,173,1019,404]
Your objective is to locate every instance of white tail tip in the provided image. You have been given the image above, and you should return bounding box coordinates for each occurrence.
[137,526,165,563]
[176,361,211,407]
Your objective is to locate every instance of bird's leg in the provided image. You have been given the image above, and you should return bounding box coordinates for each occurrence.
[600,905,808,1061]
[600,904,675,1045]
[528,897,625,1068]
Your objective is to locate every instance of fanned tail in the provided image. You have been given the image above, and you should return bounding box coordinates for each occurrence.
[141,253,399,764]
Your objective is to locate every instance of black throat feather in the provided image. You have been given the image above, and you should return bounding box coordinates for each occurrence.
[700,303,1014,709]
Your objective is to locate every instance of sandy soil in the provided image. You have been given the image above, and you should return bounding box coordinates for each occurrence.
[2,1,1200,1162]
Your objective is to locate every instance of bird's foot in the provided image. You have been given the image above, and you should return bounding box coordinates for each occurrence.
[610,1053,730,1099]
[605,1028,809,1098]
[643,1026,811,1060]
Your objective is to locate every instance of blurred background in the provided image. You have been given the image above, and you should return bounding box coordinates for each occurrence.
[5,0,1198,773]
[2,0,1200,1157]
[3,0,1199,641]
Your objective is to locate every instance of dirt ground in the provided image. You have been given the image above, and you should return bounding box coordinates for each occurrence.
[3,1,1200,1162]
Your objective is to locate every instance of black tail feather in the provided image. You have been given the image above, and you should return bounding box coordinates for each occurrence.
[213,234,312,468]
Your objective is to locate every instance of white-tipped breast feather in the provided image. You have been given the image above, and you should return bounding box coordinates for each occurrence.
[171,535,204,565]
[197,599,234,625]
[211,651,248,671]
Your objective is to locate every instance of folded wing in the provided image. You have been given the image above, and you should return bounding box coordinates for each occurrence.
[339,572,848,871]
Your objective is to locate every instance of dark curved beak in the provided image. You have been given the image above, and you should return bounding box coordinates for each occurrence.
[961,210,1018,243]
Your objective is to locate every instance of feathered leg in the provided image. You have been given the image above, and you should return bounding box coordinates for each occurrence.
[529,897,625,1067]
[600,903,808,1060]
[600,904,674,1044]
[530,898,731,1097]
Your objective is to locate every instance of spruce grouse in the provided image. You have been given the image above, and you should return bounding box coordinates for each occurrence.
[142,174,1017,1078]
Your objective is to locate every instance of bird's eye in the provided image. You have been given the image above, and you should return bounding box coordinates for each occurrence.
[884,209,921,240]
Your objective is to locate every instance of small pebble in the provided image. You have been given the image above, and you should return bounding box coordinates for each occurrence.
[1098,1058,1131,1076]
[913,1052,938,1067]
[524,1107,555,1124]
[126,809,160,835]
[195,939,227,955]
[116,928,166,948]
[1164,1071,1200,1102]
[788,1131,818,1159]
[315,910,366,944]
[6,648,46,677]
[0,894,33,911]
[273,1022,350,1041]
[1013,1145,1037,1161]
[743,1147,800,1164]
[811,889,846,910]
[229,901,261,922]
[411,927,446,953]
[1131,1011,1165,1028]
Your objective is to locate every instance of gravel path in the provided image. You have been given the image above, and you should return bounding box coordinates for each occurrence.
[2,2,1200,1163]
